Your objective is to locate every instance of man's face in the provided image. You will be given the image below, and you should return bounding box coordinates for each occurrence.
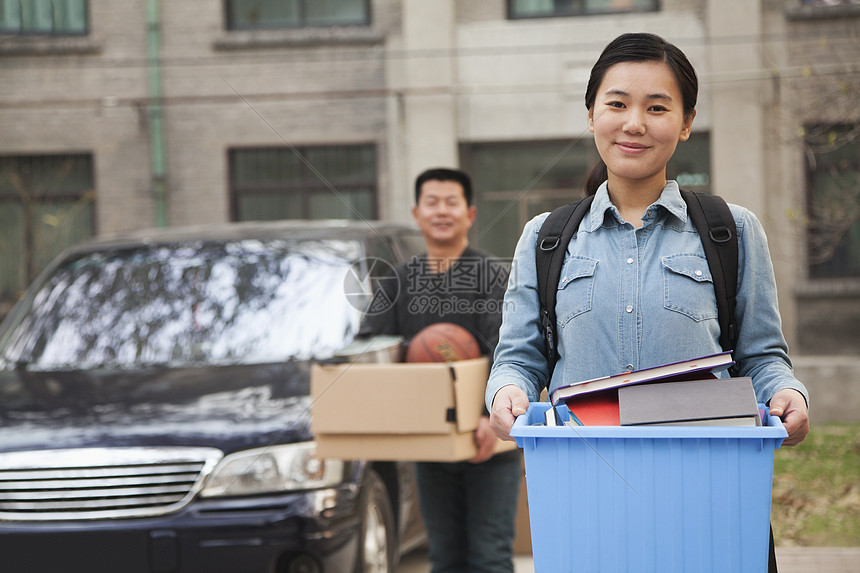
[412,179,476,248]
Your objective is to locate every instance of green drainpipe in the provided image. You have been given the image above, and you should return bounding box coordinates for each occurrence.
[146,0,167,227]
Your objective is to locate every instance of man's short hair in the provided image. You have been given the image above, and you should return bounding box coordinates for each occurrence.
[414,168,473,206]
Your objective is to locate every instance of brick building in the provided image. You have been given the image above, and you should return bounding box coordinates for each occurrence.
[1,1,858,410]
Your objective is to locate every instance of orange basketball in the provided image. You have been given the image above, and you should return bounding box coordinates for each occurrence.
[405,323,482,363]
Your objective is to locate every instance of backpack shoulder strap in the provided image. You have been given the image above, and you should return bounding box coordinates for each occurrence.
[536,195,594,379]
[536,191,738,380]
[680,190,739,352]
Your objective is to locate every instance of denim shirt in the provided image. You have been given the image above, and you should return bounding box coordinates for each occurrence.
[486,181,809,410]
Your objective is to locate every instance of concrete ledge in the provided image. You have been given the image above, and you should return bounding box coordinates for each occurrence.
[785,2,860,21]
[793,355,860,424]
[0,35,102,56]
[213,26,384,50]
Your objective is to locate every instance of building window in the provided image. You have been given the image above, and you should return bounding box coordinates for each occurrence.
[463,134,711,258]
[462,139,598,257]
[225,0,369,30]
[229,144,377,221]
[668,132,711,194]
[805,124,860,279]
[0,0,88,35]
[508,0,659,19]
[0,154,95,302]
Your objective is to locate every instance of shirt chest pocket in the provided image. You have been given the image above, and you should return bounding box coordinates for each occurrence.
[556,256,598,327]
[661,254,718,322]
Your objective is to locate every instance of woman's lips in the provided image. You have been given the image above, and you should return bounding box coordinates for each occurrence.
[616,141,649,153]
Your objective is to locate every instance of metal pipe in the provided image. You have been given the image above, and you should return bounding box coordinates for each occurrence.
[146,0,167,227]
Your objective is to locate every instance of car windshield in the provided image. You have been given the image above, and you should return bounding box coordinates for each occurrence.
[2,238,364,369]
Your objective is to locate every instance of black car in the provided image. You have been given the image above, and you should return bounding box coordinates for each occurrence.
[0,220,427,573]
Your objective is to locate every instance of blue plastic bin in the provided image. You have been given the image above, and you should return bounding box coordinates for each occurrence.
[511,402,787,573]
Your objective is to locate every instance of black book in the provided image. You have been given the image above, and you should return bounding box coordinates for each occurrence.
[618,377,761,427]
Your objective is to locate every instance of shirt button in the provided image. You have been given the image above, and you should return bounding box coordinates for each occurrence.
[626,305,633,313]
[695,270,703,277]
[627,257,634,264]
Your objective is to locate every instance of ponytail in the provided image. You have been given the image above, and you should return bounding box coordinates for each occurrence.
[584,159,607,196]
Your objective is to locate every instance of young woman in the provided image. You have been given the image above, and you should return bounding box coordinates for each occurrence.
[486,33,810,447]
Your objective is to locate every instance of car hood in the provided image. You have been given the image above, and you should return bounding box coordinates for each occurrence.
[0,362,315,455]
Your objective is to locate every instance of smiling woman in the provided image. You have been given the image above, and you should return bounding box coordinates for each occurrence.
[486,32,811,573]
[489,30,809,445]
[587,61,695,213]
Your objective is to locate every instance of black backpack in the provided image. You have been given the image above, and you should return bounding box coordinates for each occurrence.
[536,190,739,377]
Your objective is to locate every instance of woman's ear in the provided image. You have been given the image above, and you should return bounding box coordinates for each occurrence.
[587,108,595,134]
[679,109,696,142]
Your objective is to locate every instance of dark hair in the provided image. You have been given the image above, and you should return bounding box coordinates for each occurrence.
[583,33,699,196]
[414,167,473,206]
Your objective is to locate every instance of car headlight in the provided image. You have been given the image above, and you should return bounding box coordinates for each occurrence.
[199,442,345,497]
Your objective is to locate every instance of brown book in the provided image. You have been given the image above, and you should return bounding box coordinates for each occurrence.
[549,351,734,406]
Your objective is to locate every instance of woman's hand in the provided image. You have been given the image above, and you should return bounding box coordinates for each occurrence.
[769,388,810,447]
[490,385,530,441]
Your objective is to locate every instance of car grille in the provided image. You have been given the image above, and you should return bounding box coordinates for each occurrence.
[0,447,223,521]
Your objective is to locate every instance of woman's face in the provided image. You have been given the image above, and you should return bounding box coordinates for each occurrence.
[588,60,695,190]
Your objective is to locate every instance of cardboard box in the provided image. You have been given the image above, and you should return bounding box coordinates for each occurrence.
[311,357,516,461]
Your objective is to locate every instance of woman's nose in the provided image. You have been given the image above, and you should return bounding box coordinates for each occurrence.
[623,108,646,134]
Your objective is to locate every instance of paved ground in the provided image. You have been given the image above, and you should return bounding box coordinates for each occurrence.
[398,546,860,573]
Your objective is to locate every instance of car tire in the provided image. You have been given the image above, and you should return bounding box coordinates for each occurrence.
[355,469,396,573]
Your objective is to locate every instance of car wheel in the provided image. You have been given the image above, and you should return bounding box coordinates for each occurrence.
[356,469,396,573]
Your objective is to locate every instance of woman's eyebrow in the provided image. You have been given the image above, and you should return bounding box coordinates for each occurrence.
[603,88,629,97]
[647,93,673,102]
[602,88,673,101]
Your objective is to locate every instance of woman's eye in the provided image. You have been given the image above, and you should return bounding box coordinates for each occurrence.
[649,105,668,112]
[607,101,625,108]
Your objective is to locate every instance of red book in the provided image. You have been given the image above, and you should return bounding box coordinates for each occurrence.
[565,389,620,426]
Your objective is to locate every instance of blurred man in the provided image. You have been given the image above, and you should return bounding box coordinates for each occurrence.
[361,167,521,573]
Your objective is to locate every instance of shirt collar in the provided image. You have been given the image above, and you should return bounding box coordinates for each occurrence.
[587,180,686,231]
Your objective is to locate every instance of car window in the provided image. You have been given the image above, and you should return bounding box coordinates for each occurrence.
[365,236,399,270]
[395,231,426,261]
[2,239,364,369]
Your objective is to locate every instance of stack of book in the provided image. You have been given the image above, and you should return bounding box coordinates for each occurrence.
[544,352,762,427]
